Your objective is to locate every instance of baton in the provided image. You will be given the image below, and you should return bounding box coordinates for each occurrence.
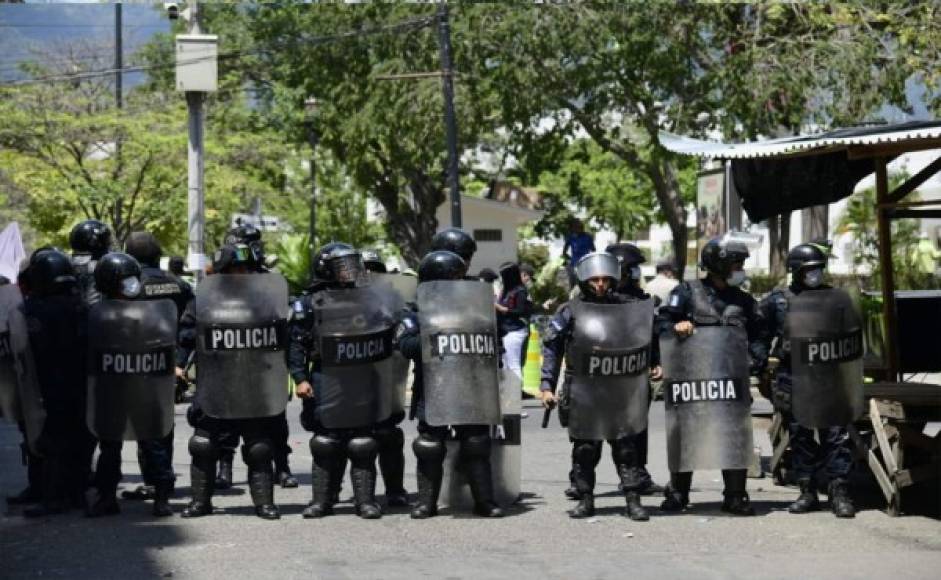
[541,405,552,429]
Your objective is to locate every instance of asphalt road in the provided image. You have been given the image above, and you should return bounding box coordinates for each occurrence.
[2,398,939,580]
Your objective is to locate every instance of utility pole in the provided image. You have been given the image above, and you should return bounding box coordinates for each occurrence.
[304,97,320,281]
[113,2,123,234]
[437,2,461,228]
[115,2,122,110]
[175,2,216,279]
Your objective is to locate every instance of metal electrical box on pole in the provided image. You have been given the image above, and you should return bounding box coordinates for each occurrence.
[175,5,217,279]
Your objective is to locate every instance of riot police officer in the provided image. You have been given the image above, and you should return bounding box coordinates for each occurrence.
[605,243,664,495]
[214,224,298,491]
[178,243,290,520]
[291,243,405,519]
[85,253,178,517]
[21,249,91,517]
[360,248,409,507]
[658,235,768,516]
[397,250,504,519]
[759,243,858,518]
[122,232,193,506]
[540,252,658,520]
[69,219,113,306]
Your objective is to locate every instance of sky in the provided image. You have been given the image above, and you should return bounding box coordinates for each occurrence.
[0,2,170,84]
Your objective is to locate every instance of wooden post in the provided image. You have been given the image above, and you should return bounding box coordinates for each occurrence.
[874,158,899,380]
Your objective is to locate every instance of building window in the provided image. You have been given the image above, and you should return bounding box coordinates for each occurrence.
[473,229,503,242]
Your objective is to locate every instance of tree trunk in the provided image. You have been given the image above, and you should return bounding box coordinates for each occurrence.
[801,204,828,243]
[646,158,689,277]
[768,212,791,279]
[370,167,444,268]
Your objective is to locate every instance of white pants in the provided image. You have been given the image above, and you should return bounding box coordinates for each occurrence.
[501,327,528,382]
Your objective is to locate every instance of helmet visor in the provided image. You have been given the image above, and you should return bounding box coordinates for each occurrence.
[575,252,620,283]
[330,254,365,283]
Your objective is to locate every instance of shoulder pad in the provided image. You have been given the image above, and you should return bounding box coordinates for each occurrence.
[395,313,419,340]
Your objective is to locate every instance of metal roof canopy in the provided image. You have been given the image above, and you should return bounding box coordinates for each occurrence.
[661,120,941,380]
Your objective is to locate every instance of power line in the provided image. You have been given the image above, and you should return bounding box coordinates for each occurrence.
[0,15,436,88]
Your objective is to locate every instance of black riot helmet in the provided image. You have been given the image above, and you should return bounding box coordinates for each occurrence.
[605,243,646,268]
[124,231,162,267]
[786,243,828,274]
[360,248,387,273]
[69,219,113,258]
[94,252,143,299]
[314,242,365,284]
[700,235,749,277]
[224,224,265,268]
[430,228,477,264]
[418,250,467,282]
[28,249,76,297]
[225,223,262,245]
[212,243,258,274]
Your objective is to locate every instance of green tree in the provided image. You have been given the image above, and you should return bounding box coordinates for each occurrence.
[462,3,922,275]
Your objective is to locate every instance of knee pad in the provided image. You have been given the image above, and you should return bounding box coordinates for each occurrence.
[462,433,491,458]
[188,435,215,460]
[309,434,343,458]
[241,440,273,468]
[347,436,378,461]
[375,426,405,451]
[412,435,446,462]
[573,441,601,466]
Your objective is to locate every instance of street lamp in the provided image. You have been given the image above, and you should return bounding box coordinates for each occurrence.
[304,96,319,282]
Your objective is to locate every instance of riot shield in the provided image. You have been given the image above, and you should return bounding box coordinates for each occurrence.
[566,298,654,441]
[313,284,408,429]
[0,286,45,454]
[371,271,418,303]
[440,367,522,509]
[87,299,177,440]
[661,325,753,472]
[786,288,864,428]
[0,285,22,422]
[194,273,290,419]
[417,280,501,427]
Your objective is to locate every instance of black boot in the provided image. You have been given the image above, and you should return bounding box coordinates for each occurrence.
[302,459,335,519]
[411,468,441,519]
[248,469,280,520]
[788,479,820,514]
[274,453,298,489]
[351,467,382,519]
[721,470,755,516]
[215,455,233,490]
[467,458,504,517]
[181,455,215,518]
[660,472,691,512]
[377,426,408,507]
[85,488,120,518]
[570,493,595,518]
[8,444,43,505]
[624,491,649,521]
[721,493,756,516]
[121,485,155,501]
[828,479,856,518]
[152,480,174,517]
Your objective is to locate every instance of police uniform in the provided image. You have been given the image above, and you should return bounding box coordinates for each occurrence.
[541,275,658,519]
[657,276,769,513]
[288,280,385,519]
